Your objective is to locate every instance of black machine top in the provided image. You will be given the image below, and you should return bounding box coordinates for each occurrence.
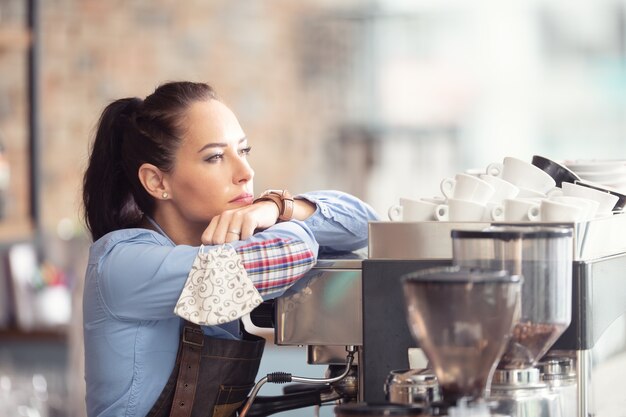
[451,225,573,241]
[402,265,521,284]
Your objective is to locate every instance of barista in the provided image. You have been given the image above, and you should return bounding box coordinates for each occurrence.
[81,81,379,417]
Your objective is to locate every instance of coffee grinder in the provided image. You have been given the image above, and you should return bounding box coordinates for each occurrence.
[401,266,522,416]
[450,226,574,417]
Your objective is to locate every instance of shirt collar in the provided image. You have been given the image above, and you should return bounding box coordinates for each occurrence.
[146,216,175,246]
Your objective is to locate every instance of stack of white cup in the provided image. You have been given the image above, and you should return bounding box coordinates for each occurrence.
[488,156,557,222]
[434,173,496,221]
[387,156,620,223]
[487,157,616,222]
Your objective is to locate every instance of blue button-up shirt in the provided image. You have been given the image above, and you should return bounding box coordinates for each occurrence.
[83,191,378,417]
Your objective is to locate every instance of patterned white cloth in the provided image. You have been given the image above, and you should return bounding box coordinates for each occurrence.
[174,244,263,325]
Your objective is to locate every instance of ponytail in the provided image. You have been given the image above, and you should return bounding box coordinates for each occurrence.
[83,98,144,241]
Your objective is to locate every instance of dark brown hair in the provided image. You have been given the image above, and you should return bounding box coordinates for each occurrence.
[82,81,217,241]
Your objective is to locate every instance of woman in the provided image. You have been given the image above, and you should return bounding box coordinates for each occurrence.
[82,81,378,417]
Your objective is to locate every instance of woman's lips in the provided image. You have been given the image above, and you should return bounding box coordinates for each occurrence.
[230,193,254,204]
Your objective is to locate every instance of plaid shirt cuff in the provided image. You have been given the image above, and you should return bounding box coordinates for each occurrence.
[236,237,316,295]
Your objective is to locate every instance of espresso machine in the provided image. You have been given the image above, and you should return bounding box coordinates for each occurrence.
[365,216,626,417]
[245,214,626,416]
[356,225,573,417]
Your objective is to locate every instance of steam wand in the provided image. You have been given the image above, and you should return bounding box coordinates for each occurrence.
[238,345,357,417]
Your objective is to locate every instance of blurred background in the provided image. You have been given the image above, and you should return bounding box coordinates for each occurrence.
[1,0,626,415]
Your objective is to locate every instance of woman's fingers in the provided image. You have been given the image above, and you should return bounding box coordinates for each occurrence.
[204,211,244,244]
[222,211,244,243]
[239,216,257,240]
[201,203,277,245]
[201,216,219,244]
[202,212,236,244]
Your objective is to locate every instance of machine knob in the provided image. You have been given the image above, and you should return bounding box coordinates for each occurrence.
[250,300,276,328]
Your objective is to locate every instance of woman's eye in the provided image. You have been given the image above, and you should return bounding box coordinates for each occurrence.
[239,146,252,156]
[205,153,224,163]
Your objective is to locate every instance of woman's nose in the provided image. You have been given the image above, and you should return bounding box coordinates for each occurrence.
[235,158,254,184]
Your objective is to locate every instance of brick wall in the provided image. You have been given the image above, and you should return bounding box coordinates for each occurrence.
[1,0,366,238]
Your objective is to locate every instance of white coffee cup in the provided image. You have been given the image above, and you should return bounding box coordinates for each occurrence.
[549,195,599,220]
[486,157,556,193]
[436,198,486,222]
[561,182,619,214]
[516,187,548,199]
[420,196,446,204]
[388,198,440,221]
[464,168,486,177]
[540,199,587,222]
[482,202,502,221]
[492,198,541,222]
[479,174,519,203]
[440,173,495,204]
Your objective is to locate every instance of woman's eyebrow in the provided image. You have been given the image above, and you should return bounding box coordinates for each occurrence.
[197,142,226,153]
[197,137,247,153]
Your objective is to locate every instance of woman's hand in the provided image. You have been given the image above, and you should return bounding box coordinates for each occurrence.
[201,201,280,245]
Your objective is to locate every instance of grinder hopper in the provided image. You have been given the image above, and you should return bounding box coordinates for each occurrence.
[402,267,522,406]
[451,226,573,369]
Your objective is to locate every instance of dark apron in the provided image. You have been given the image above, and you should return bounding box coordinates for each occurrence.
[146,321,265,417]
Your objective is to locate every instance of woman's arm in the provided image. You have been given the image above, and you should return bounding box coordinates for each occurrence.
[94,221,318,321]
[297,190,380,253]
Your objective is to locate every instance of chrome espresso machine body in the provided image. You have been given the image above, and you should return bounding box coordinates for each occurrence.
[248,256,365,413]
[253,215,626,416]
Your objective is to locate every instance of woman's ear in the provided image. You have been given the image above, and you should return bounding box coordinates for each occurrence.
[138,163,169,199]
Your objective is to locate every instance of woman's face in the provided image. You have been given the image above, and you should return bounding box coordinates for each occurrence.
[163,99,254,226]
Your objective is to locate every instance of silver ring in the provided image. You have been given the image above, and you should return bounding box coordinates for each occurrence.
[227,230,241,236]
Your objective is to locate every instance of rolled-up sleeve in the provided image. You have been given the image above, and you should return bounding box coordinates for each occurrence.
[235,220,318,299]
[298,190,380,252]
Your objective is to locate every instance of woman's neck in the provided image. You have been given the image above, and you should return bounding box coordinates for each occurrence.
[148,212,204,246]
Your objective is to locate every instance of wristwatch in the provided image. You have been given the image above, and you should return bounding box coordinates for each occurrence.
[253,189,295,221]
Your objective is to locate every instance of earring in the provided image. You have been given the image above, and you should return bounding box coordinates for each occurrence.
[162,192,169,199]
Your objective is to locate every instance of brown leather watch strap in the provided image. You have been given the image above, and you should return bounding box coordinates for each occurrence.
[169,323,204,417]
[253,190,294,221]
